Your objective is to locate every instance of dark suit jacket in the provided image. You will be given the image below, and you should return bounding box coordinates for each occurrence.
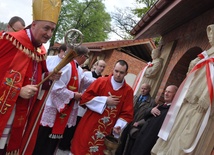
[133,94,156,125]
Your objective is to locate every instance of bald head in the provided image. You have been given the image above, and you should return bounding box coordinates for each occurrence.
[164,85,178,104]
[140,83,151,96]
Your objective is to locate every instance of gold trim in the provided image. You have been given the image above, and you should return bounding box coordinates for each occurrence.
[6,149,19,155]
[4,34,47,62]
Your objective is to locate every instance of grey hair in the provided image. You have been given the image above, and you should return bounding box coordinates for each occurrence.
[74,45,89,56]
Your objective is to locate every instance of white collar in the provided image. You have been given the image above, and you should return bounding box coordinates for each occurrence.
[111,76,124,90]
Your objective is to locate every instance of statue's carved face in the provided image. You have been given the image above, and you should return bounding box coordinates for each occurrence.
[207,25,214,46]
[151,49,160,60]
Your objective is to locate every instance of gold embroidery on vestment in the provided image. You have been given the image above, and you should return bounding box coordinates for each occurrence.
[0,70,21,114]
[87,106,117,154]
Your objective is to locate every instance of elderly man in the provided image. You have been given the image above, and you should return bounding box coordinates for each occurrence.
[131,85,178,155]
[0,0,61,154]
[115,83,156,155]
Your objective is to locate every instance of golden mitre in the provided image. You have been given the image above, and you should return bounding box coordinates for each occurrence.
[33,0,62,24]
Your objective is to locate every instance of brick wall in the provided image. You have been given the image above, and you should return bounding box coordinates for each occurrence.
[102,50,147,77]
[155,8,214,103]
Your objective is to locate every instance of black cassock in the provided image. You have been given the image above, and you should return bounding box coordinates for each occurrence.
[131,104,170,155]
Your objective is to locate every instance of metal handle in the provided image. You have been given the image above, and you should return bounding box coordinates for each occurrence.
[64,29,83,48]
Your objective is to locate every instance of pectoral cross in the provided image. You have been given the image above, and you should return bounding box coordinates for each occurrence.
[29,77,36,84]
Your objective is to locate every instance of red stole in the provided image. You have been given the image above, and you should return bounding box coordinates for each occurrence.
[51,60,79,136]
[0,30,47,153]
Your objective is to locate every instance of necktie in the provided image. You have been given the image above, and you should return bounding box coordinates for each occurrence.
[138,96,143,102]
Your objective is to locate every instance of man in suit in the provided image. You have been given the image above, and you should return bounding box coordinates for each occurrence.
[115,83,156,155]
[131,85,178,155]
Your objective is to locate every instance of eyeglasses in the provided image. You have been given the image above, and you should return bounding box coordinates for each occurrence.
[9,24,18,32]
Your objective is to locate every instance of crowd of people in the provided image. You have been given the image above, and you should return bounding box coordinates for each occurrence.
[0,0,214,155]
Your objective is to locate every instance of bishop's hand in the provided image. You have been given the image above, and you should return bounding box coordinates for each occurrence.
[19,85,38,99]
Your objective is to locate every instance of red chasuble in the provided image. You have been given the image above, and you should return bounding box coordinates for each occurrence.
[20,87,50,155]
[0,30,47,154]
[71,75,134,155]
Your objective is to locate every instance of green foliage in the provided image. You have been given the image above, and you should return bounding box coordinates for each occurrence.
[49,0,111,46]
[133,0,157,17]
[0,22,7,31]
[153,37,161,46]
[133,0,160,46]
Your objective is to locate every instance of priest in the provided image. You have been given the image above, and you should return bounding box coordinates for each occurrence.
[70,60,134,155]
